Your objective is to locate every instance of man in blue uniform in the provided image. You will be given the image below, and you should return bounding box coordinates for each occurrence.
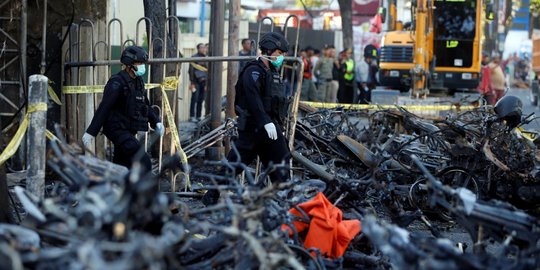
[82,46,164,172]
[203,32,291,205]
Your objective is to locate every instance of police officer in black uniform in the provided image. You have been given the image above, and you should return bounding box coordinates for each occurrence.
[82,46,164,172]
[202,32,291,205]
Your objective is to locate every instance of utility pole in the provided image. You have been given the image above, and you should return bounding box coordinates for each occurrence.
[225,0,240,153]
[27,75,48,200]
[338,0,353,50]
[207,0,225,160]
[168,0,178,71]
[227,0,240,119]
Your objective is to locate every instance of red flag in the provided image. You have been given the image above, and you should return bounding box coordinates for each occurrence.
[370,13,382,33]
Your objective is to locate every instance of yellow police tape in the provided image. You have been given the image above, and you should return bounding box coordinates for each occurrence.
[161,86,191,191]
[301,101,476,111]
[517,127,538,142]
[1,88,190,191]
[190,63,208,72]
[45,130,60,141]
[62,76,179,94]
[48,80,63,105]
[0,102,48,165]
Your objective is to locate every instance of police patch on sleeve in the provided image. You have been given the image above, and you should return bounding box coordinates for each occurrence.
[111,80,122,89]
[251,71,260,82]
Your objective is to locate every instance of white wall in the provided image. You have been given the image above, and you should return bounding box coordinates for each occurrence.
[107,0,145,45]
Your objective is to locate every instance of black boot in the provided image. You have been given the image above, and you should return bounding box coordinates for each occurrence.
[202,189,220,206]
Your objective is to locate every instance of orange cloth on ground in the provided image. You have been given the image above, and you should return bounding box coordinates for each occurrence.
[282,192,361,258]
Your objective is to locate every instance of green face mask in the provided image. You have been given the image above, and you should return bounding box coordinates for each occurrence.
[263,55,284,68]
[270,55,284,68]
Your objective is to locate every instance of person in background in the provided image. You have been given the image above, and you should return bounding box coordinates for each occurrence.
[239,38,255,72]
[314,46,334,103]
[364,45,379,92]
[355,55,370,104]
[481,51,490,66]
[283,44,299,96]
[515,54,531,88]
[300,48,320,101]
[337,48,355,103]
[327,45,340,103]
[305,46,315,60]
[82,46,164,173]
[188,43,208,122]
[488,52,506,104]
[311,49,321,87]
[506,52,518,87]
[477,51,492,104]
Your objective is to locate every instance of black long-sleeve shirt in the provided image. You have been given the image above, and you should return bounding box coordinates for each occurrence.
[188,53,208,84]
[86,70,159,136]
[237,60,273,129]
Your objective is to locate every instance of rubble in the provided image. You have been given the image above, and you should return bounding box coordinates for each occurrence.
[2,104,540,269]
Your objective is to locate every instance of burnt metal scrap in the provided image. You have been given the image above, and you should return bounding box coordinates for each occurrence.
[1,138,311,269]
[292,104,540,269]
[2,104,540,269]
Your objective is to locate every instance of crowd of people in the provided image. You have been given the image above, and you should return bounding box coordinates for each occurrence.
[478,51,532,105]
[505,52,531,89]
[186,40,382,124]
[296,44,380,104]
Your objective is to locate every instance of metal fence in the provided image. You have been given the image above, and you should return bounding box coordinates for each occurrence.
[62,15,305,191]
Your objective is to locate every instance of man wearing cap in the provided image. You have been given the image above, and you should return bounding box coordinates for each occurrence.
[188,43,209,122]
[202,32,291,205]
[82,46,164,172]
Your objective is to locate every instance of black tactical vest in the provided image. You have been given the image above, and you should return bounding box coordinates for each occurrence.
[236,60,289,125]
[262,69,288,124]
[111,73,149,132]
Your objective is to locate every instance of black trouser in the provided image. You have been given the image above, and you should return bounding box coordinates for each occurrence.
[337,81,354,104]
[111,131,152,173]
[356,82,371,104]
[227,125,290,184]
[190,80,206,118]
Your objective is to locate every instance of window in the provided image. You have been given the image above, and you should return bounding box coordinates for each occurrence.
[434,0,477,40]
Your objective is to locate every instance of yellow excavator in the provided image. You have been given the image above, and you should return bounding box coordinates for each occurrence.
[378,0,492,97]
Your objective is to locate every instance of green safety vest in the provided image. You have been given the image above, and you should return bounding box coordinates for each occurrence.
[344,59,354,81]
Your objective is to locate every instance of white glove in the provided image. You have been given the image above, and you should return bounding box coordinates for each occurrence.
[155,122,165,136]
[82,132,94,147]
[264,123,278,140]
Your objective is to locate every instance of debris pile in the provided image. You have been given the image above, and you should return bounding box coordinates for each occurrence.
[2,104,540,269]
[292,105,540,268]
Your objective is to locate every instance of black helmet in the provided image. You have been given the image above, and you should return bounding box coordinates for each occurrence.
[494,95,523,129]
[364,44,378,58]
[259,32,289,53]
[120,46,149,65]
